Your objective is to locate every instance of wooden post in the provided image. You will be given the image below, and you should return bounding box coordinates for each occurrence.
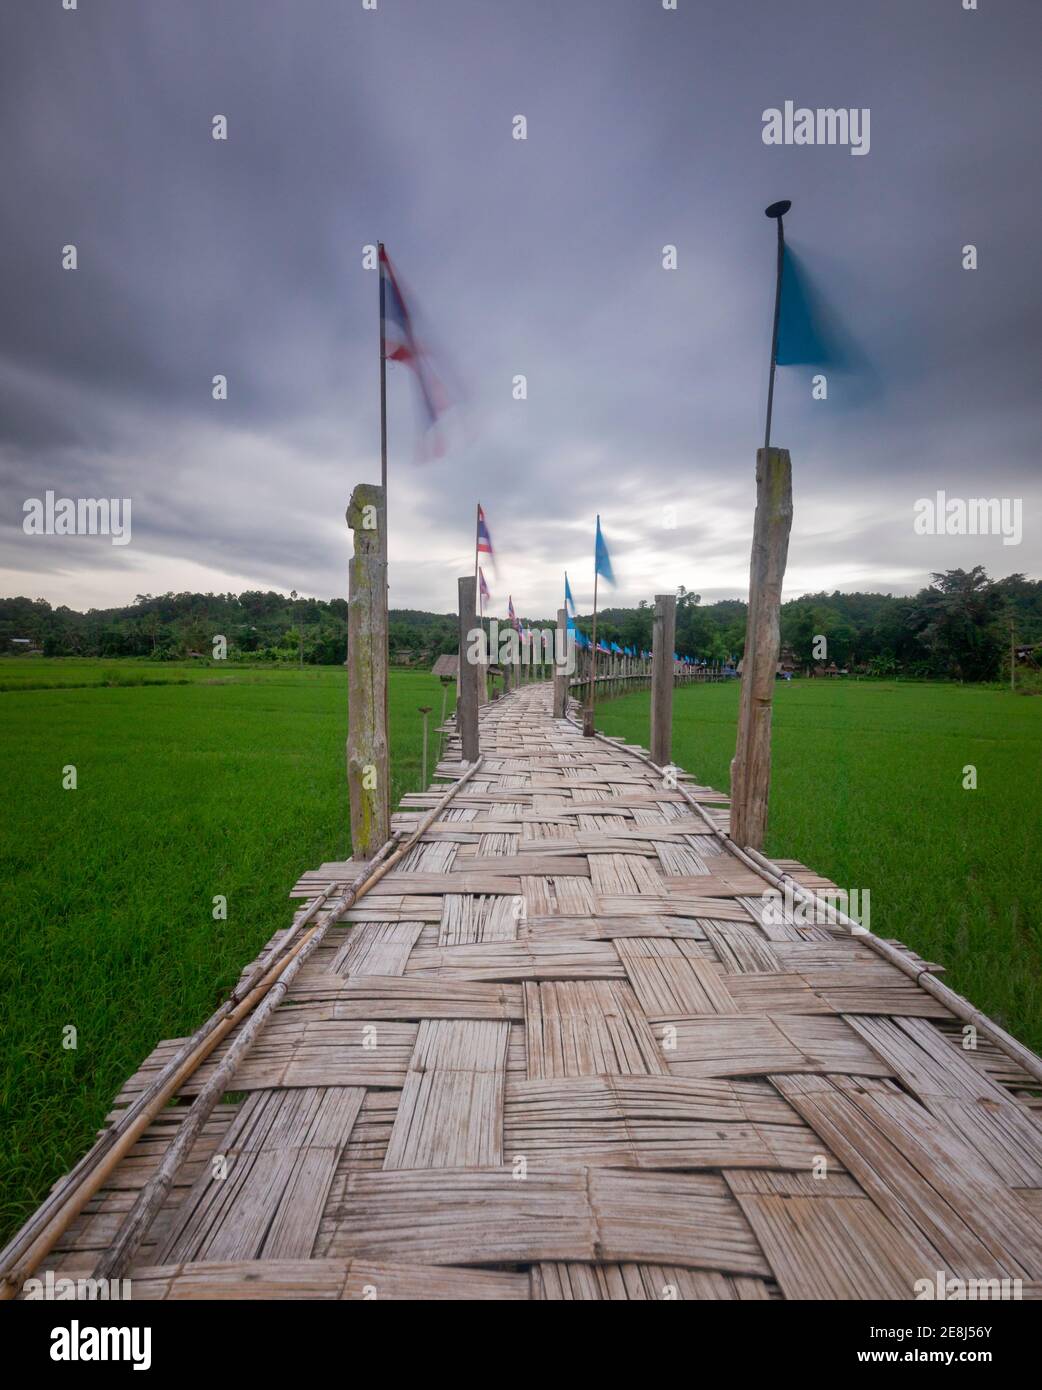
[477,612,489,707]
[1010,616,1016,694]
[346,483,390,860]
[438,681,449,760]
[419,706,432,789]
[457,576,480,762]
[650,593,676,767]
[730,448,793,851]
[553,608,568,718]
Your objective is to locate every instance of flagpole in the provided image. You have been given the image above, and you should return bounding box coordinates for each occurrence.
[586,525,601,732]
[763,200,790,455]
[474,503,486,699]
[376,242,391,773]
[378,241,388,496]
[474,501,480,601]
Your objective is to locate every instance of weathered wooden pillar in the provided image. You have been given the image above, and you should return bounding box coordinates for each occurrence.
[457,576,480,762]
[346,483,390,859]
[553,608,568,718]
[730,448,793,850]
[651,593,676,766]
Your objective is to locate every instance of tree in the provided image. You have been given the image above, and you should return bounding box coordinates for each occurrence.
[910,567,1005,681]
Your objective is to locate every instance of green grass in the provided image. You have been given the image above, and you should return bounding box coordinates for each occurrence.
[0,656,335,692]
[595,678,1042,1054]
[0,662,454,1243]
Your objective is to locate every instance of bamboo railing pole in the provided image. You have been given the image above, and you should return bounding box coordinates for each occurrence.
[564,709,1042,1090]
[0,927,321,1300]
[737,845,1042,1089]
[93,755,484,1282]
[0,865,357,1288]
[1,759,483,1297]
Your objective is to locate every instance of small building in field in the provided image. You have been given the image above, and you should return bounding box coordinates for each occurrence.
[432,654,459,679]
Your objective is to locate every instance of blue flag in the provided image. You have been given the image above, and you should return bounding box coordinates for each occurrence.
[564,571,576,617]
[776,244,850,369]
[594,515,615,585]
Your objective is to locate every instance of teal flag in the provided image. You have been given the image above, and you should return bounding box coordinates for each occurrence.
[564,571,576,617]
[594,515,615,585]
[776,244,850,369]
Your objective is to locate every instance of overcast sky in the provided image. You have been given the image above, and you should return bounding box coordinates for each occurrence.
[2,0,1038,617]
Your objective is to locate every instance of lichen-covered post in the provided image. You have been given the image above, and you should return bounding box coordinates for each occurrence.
[553,607,568,718]
[457,576,480,762]
[730,448,793,851]
[651,593,676,766]
[346,483,390,859]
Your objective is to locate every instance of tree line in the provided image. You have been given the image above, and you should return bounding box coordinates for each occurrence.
[2,567,1039,682]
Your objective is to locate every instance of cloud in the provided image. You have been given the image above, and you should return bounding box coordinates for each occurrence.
[1,0,1038,615]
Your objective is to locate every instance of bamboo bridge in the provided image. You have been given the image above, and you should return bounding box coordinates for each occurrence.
[6,678,1042,1302]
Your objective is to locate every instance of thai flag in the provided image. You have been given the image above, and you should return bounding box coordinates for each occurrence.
[478,567,491,606]
[507,595,521,633]
[476,505,495,567]
[380,246,449,442]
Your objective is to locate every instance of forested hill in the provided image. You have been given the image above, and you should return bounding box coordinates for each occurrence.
[2,567,1040,681]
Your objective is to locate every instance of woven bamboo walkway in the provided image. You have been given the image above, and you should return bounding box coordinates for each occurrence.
[27,682,1042,1299]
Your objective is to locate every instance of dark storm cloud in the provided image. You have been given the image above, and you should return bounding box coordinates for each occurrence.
[1,0,1039,612]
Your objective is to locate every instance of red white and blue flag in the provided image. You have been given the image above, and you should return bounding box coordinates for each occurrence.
[476,504,495,567]
[380,246,449,442]
[478,567,491,607]
[507,595,521,634]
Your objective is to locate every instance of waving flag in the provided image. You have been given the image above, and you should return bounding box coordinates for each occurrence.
[776,244,850,370]
[380,246,449,437]
[507,595,521,634]
[568,619,589,651]
[564,572,576,618]
[476,504,495,567]
[478,567,491,606]
[761,203,871,455]
[595,515,615,586]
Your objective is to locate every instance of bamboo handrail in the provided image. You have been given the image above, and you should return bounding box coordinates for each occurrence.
[565,707,1042,1088]
[0,756,484,1298]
